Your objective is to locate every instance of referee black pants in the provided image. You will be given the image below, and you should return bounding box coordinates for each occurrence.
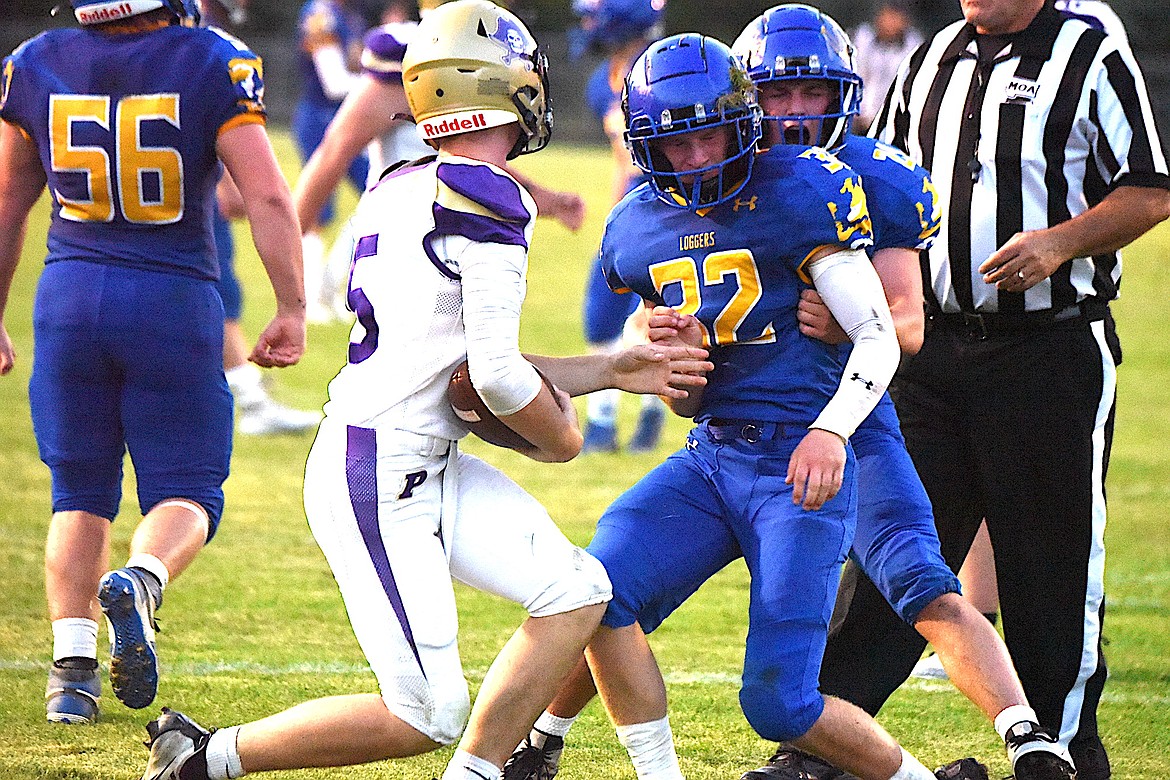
[820,312,1118,779]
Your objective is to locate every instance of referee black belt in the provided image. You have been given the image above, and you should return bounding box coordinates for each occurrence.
[704,419,790,443]
[928,300,1107,340]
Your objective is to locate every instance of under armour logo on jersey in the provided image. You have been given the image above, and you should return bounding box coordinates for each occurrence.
[733,195,758,212]
[850,372,876,391]
[398,470,428,499]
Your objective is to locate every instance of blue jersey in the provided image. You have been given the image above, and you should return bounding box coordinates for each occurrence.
[836,136,940,258]
[834,136,941,435]
[0,25,266,281]
[602,145,873,425]
[297,0,366,107]
[585,58,649,196]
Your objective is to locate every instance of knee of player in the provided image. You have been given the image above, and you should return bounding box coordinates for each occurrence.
[739,680,823,742]
[525,548,612,618]
[384,679,471,746]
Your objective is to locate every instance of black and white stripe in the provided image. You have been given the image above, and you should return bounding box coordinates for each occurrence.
[872,5,1168,315]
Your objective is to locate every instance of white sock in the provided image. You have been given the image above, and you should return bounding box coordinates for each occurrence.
[225,363,269,409]
[533,710,577,742]
[206,726,246,779]
[52,618,99,662]
[994,704,1040,741]
[125,552,170,591]
[888,748,935,780]
[587,388,620,426]
[614,717,683,780]
[442,749,501,780]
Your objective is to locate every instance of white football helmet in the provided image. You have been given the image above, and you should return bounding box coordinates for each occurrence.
[403,0,552,159]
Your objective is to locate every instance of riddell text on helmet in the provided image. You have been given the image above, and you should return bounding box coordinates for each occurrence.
[77,3,135,22]
[422,112,488,138]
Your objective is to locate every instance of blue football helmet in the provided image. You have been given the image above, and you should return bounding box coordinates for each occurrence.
[623,33,762,209]
[732,4,861,151]
[71,0,201,26]
[570,0,665,59]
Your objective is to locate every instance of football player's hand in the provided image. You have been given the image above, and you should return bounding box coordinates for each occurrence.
[797,289,849,345]
[787,428,846,510]
[548,191,586,232]
[647,306,705,349]
[610,343,712,398]
[979,229,1067,292]
[250,313,306,368]
[0,325,15,376]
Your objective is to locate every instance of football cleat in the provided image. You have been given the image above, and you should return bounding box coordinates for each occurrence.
[1006,722,1077,780]
[237,399,321,436]
[142,707,212,780]
[740,746,856,780]
[581,420,619,454]
[502,734,564,780]
[627,402,666,453]
[934,758,989,780]
[45,660,101,725]
[99,567,159,709]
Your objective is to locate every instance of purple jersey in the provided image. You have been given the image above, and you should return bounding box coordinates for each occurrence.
[0,25,265,280]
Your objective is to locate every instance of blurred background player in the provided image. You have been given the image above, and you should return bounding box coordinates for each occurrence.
[202,0,319,437]
[294,0,369,323]
[294,0,586,322]
[0,0,306,724]
[849,0,923,133]
[572,0,668,453]
[214,172,321,435]
[136,4,709,780]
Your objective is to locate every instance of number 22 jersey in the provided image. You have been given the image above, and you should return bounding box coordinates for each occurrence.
[601,145,874,426]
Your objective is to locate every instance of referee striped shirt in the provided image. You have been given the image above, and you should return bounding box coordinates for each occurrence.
[871,1,1169,316]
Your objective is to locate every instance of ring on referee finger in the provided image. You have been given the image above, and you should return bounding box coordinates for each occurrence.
[1017,270,1026,279]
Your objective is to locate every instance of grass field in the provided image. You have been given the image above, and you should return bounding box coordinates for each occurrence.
[1,134,1167,780]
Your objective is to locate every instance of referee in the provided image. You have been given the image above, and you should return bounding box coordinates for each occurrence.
[818,1,1170,778]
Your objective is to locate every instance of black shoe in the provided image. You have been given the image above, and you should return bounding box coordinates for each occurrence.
[934,758,989,780]
[1005,722,1077,780]
[502,734,563,780]
[740,746,856,780]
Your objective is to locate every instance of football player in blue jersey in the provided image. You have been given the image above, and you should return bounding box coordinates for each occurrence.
[0,0,306,725]
[572,0,670,453]
[294,0,369,322]
[733,7,1077,780]
[516,32,953,780]
[132,4,710,780]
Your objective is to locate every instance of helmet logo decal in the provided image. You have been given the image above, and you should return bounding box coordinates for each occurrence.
[481,15,532,69]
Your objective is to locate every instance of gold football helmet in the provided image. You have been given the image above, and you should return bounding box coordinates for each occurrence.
[403,0,552,159]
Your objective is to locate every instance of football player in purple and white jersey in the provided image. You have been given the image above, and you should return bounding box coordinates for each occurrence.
[0,0,305,725]
[136,4,710,780]
[294,4,587,322]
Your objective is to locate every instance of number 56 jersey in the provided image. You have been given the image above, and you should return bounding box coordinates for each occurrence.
[0,24,266,280]
[601,145,874,426]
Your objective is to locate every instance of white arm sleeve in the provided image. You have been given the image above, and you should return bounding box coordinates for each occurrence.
[457,238,542,417]
[806,248,901,440]
[312,45,358,101]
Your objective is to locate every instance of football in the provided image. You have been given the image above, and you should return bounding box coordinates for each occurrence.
[448,360,555,450]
